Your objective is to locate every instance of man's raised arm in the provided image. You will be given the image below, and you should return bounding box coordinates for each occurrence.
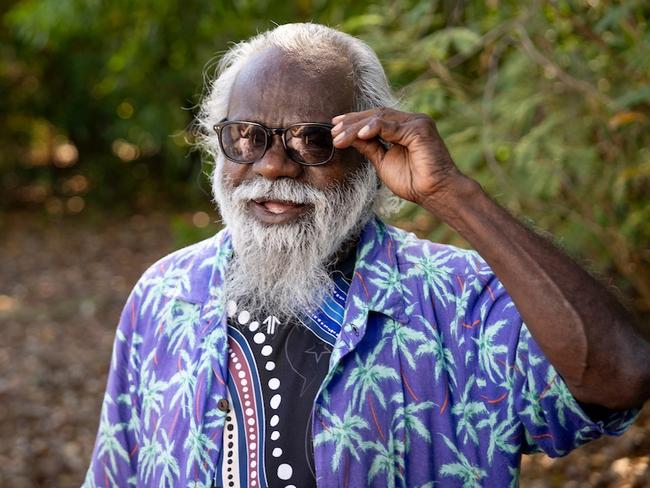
[332,107,650,410]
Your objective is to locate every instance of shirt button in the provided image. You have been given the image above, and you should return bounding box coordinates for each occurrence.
[217,398,230,412]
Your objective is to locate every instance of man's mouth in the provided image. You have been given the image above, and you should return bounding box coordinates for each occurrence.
[249,199,309,223]
[254,199,304,214]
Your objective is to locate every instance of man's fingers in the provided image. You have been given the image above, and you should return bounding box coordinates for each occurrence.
[332,117,398,148]
[332,108,430,149]
[332,107,407,125]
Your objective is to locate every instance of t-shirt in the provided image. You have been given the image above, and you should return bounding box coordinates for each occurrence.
[214,266,353,488]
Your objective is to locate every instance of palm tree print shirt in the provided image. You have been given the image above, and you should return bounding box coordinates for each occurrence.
[83,217,639,487]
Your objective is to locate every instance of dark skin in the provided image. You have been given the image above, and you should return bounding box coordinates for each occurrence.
[225,49,650,410]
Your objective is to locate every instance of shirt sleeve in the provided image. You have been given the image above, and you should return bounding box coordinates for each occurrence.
[512,321,640,457]
[83,288,142,486]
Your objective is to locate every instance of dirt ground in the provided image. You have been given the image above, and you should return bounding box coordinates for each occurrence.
[0,212,648,488]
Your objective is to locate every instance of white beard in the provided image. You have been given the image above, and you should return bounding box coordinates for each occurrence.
[213,160,378,319]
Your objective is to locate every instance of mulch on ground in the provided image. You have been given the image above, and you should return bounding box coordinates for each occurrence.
[0,212,647,487]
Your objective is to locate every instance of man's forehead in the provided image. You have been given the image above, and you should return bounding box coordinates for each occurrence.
[228,47,355,123]
[239,47,352,84]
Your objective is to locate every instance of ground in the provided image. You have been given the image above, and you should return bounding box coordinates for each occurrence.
[0,212,648,487]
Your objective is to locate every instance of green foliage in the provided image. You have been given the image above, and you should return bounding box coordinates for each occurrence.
[344,0,650,313]
[1,0,648,315]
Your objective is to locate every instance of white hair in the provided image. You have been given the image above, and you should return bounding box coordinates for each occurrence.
[196,22,403,216]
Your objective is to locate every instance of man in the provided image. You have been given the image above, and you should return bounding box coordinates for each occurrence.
[84,23,649,487]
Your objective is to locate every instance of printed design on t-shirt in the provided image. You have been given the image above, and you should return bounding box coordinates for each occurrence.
[215,272,351,488]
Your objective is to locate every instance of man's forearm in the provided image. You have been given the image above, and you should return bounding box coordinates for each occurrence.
[423,175,650,410]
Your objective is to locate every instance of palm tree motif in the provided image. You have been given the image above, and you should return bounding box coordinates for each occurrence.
[476,411,519,464]
[199,243,231,271]
[415,316,457,387]
[183,417,217,479]
[313,404,369,472]
[127,332,143,371]
[196,325,227,390]
[405,245,454,305]
[438,433,487,488]
[472,318,508,382]
[518,367,546,428]
[362,431,406,488]
[158,430,181,488]
[448,275,475,339]
[204,394,227,429]
[162,300,202,354]
[138,433,161,484]
[140,266,191,318]
[168,350,198,419]
[440,247,490,284]
[390,392,436,450]
[345,339,399,410]
[573,424,603,446]
[202,284,225,322]
[96,405,130,472]
[543,367,590,428]
[366,288,397,315]
[353,236,378,272]
[367,261,412,301]
[116,392,141,436]
[382,319,427,369]
[516,325,545,369]
[139,351,169,429]
[450,375,488,445]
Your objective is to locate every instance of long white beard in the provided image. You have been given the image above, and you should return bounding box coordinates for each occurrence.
[213,161,378,319]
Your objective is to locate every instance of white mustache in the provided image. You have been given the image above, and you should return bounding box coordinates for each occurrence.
[230,177,326,206]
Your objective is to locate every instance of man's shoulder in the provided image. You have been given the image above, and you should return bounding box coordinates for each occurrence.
[382,221,491,279]
[134,228,230,304]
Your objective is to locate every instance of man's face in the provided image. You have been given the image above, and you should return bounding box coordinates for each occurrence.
[213,48,378,317]
[222,48,366,225]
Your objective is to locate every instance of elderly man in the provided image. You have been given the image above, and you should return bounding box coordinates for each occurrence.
[84,23,649,488]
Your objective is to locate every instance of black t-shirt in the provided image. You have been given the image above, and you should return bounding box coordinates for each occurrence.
[214,262,353,488]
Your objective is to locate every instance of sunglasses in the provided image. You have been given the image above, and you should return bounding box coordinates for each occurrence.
[213,120,336,166]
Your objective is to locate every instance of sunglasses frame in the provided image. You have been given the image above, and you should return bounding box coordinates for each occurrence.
[213,119,336,166]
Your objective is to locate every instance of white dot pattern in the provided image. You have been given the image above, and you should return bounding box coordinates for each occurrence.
[277,464,293,480]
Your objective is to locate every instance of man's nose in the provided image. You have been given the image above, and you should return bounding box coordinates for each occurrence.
[252,134,302,180]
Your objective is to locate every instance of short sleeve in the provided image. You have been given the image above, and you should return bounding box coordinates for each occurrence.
[512,322,640,457]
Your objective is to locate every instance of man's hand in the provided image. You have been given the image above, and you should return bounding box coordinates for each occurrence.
[331,108,469,210]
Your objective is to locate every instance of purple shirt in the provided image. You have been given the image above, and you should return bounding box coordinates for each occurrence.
[83,218,638,487]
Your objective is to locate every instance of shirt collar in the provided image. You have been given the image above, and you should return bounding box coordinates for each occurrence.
[348,217,409,323]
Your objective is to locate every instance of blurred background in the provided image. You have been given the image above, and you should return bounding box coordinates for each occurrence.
[0,0,648,486]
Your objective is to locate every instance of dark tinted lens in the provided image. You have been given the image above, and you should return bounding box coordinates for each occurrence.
[220,122,266,162]
[285,124,334,165]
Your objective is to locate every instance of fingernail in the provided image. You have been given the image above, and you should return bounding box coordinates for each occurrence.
[358,125,370,137]
[332,115,344,123]
[333,131,346,144]
[332,122,343,133]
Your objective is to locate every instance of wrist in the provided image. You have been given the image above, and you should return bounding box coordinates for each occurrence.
[419,174,484,225]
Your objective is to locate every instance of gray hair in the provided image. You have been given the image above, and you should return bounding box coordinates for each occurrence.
[196,22,402,217]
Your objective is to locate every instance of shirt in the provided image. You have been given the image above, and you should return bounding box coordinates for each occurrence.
[83,217,639,487]
[215,265,352,488]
